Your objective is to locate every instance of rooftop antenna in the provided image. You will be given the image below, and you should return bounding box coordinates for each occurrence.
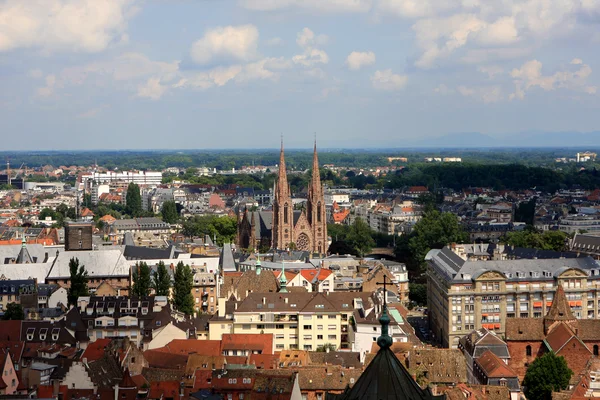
[6,157,11,187]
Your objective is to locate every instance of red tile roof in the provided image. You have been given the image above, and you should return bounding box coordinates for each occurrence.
[143,349,188,370]
[0,321,21,341]
[221,334,274,354]
[475,350,518,378]
[82,338,111,362]
[157,339,222,357]
[149,380,180,399]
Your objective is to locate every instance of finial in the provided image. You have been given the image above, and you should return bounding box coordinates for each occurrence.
[376,275,393,349]
[279,259,288,293]
[255,253,261,275]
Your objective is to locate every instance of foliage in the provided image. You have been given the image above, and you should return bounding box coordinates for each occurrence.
[409,283,427,306]
[182,215,237,245]
[161,200,179,224]
[515,197,537,225]
[345,218,376,257]
[504,229,569,252]
[2,303,24,320]
[131,262,152,297]
[0,184,16,190]
[316,343,337,352]
[38,203,76,227]
[152,261,172,297]
[523,352,573,400]
[328,240,358,256]
[68,257,89,306]
[125,182,143,217]
[396,210,469,274]
[173,261,194,315]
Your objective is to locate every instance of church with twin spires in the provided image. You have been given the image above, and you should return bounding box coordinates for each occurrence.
[236,140,328,254]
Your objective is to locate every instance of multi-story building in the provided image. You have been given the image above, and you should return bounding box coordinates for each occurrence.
[559,214,600,234]
[81,171,163,187]
[427,243,600,348]
[192,267,218,314]
[0,279,36,313]
[210,292,376,351]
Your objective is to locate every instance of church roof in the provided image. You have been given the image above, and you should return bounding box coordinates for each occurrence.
[327,346,445,400]
[219,243,236,272]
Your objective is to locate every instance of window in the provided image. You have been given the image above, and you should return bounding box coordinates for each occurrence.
[526,345,532,356]
[303,325,312,330]
[328,325,336,330]
[595,345,599,356]
[284,204,289,224]
[317,325,323,330]
[317,335,323,340]
[328,315,336,319]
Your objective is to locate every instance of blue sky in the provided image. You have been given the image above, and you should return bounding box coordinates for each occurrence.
[1,0,599,150]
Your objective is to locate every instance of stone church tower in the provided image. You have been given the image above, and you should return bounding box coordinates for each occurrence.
[272,140,327,253]
[272,140,294,250]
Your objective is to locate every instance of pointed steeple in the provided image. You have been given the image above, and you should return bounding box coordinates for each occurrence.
[277,136,289,198]
[544,284,577,334]
[311,137,322,191]
[16,236,33,264]
[279,260,288,293]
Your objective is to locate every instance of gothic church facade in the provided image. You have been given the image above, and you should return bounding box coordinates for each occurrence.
[237,141,327,254]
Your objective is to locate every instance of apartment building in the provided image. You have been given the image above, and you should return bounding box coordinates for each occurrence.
[559,214,600,234]
[427,243,600,348]
[210,292,376,351]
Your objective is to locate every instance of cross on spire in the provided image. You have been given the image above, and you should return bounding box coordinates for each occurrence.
[376,275,390,307]
[375,275,393,349]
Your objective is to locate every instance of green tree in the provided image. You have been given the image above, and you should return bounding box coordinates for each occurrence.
[173,261,194,315]
[523,352,573,400]
[182,215,237,245]
[316,343,337,352]
[409,283,427,306]
[345,217,376,257]
[504,230,568,252]
[152,261,172,297]
[161,201,179,224]
[398,210,469,273]
[125,182,142,217]
[131,262,151,297]
[2,303,24,320]
[68,257,89,306]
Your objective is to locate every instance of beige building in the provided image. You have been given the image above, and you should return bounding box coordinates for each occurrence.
[209,292,376,351]
[426,244,600,348]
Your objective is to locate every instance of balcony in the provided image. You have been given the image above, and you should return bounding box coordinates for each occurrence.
[274,315,298,322]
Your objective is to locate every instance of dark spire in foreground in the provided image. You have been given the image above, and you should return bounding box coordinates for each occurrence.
[326,275,445,400]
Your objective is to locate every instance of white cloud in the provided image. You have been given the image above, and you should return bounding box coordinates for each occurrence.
[190,25,259,65]
[266,37,284,46]
[137,78,168,100]
[37,75,59,97]
[371,69,408,91]
[346,51,376,70]
[293,28,330,67]
[510,59,597,100]
[29,69,44,79]
[296,28,329,48]
[239,0,372,13]
[0,0,136,53]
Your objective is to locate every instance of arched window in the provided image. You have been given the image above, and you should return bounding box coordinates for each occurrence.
[284,204,288,224]
[317,202,322,223]
[526,345,532,356]
[594,345,599,356]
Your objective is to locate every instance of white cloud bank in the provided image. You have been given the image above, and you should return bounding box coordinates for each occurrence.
[190,25,259,65]
[371,69,408,91]
[346,51,376,70]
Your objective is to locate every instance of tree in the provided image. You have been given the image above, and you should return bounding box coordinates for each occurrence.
[397,210,469,273]
[3,303,24,320]
[68,257,89,306]
[523,352,573,400]
[345,217,376,257]
[161,201,179,224]
[409,283,427,306]
[504,230,569,252]
[125,182,143,217]
[173,261,194,315]
[316,343,337,352]
[131,262,151,297]
[152,261,172,297]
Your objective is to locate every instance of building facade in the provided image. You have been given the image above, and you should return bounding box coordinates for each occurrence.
[427,244,600,348]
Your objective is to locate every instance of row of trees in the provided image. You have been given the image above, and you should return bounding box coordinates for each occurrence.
[68,258,196,315]
[327,218,376,258]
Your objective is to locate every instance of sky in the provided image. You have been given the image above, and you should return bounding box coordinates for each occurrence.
[1,0,600,150]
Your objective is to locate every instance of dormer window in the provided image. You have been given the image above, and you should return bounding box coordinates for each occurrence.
[26,328,34,341]
[39,328,48,341]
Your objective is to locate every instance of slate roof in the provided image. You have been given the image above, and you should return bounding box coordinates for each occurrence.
[219,242,237,272]
[327,346,445,400]
[459,328,510,360]
[123,244,177,260]
[428,245,598,284]
[47,249,130,279]
[235,292,373,314]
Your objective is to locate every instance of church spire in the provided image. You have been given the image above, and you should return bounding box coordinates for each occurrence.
[310,137,321,193]
[279,260,288,293]
[277,136,289,197]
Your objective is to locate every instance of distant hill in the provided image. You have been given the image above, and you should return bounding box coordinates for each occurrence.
[404,131,600,148]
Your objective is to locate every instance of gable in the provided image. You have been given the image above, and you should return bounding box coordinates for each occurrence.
[474,271,506,281]
[557,268,587,278]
